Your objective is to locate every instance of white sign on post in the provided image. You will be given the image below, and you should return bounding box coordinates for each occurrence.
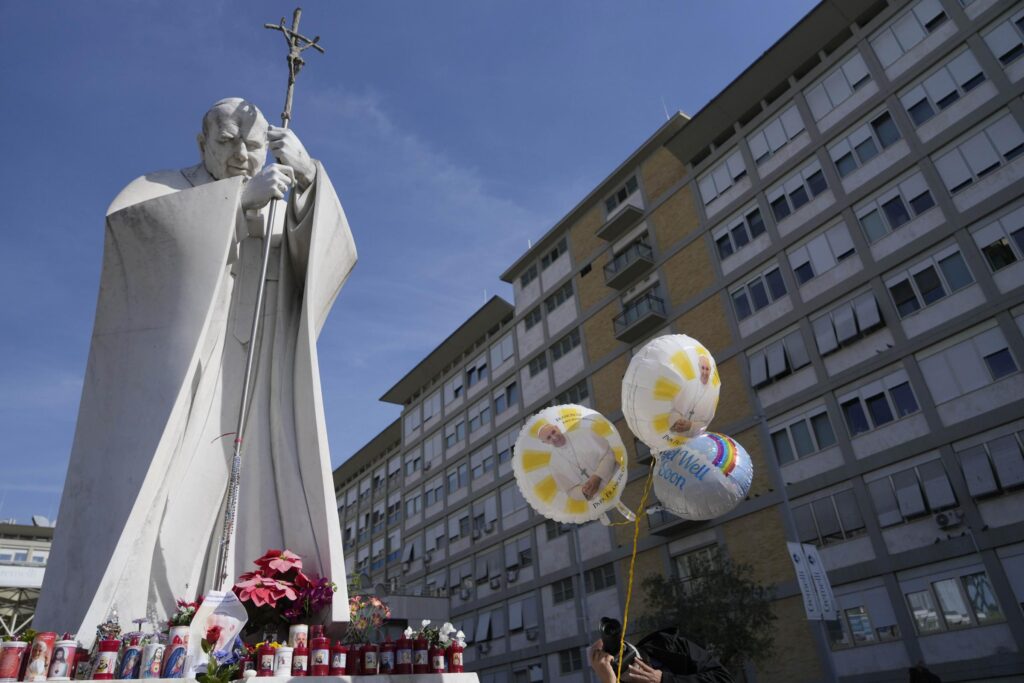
[787,542,821,620]
[802,543,837,620]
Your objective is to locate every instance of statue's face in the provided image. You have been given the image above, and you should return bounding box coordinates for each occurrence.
[199,103,269,181]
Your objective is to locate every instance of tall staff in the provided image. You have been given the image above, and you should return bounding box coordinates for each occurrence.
[214,7,325,588]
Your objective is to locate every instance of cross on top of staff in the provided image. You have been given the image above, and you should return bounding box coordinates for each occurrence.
[264,7,326,126]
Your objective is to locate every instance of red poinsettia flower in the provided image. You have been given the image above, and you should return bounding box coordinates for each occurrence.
[254,549,303,575]
[234,573,298,607]
[293,571,315,589]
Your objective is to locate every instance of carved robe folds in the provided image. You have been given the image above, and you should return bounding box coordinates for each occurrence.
[36,163,354,643]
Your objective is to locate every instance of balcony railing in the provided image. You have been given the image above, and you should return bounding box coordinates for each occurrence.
[613,292,667,342]
[604,242,655,289]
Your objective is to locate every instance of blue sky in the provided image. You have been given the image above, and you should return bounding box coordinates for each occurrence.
[0,0,817,523]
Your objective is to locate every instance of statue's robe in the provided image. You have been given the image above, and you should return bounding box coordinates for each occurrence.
[35,163,355,644]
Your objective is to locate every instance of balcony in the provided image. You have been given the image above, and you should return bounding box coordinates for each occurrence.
[596,202,644,242]
[604,242,655,289]
[613,292,667,343]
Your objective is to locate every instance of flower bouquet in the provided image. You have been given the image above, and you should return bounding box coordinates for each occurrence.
[232,549,335,636]
[343,595,391,644]
[168,598,203,628]
[194,625,245,683]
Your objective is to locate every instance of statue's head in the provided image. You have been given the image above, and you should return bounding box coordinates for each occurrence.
[197,98,269,180]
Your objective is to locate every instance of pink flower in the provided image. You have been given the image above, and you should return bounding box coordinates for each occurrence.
[254,549,303,575]
[234,573,297,607]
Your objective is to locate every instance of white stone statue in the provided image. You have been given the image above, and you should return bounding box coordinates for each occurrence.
[35,98,354,643]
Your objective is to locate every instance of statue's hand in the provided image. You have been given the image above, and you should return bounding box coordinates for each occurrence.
[268,126,316,191]
[241,163,294,211]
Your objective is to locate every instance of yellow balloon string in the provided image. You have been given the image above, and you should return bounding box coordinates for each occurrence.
[615,462,655,683]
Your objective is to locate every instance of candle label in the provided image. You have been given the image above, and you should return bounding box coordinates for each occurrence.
[397,649,412,665]
[432,655,445,670]
[313,649,329,666]
[259,655,273,671]
[363,651,378,670]
[293,655,307,672]
[380,651,394,672]
[414,650,428,666]
[452,652,464,666]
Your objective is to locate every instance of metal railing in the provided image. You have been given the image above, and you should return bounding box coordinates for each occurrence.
[604,242,653,280]
[613,291,666,335]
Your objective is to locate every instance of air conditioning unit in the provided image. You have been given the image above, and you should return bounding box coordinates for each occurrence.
[525,627,538,641]
[489,576,501,589]
[506,568,519,583]
[934,510,963,529]
[459,587,472,600]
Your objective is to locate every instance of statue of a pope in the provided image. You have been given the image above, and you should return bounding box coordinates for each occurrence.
[35,98,354,642]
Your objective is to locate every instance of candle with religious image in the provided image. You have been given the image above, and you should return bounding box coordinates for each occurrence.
[92,640,119,680]
[287,625,308,649]
[362,643,379,675]
[379,638,395,674]
[274,646,293,676]
[291,643,308,677]
[73,648,92,681]
[256,644,275,677]
[116,635,142,680]
[309,626,330,676]
[328,642,347,675]
[25,632,56,682]
[161,626,189,679]
[47,640,77,680]
[0,641,27,682]
[139,644,164,680]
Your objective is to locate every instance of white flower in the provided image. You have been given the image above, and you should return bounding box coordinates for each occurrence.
[440,622,455,636]
[403,627,414,639]
[455,630,466,646]
[439,633,450,646]
[243,671,257,680]
[421,619,432,629]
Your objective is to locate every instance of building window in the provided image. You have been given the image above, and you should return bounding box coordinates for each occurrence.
[905,572,1004,634]
[855,172,936,243]
[767,160,829,222]
[445,375,464,404]
[489,333,515,369]
[405,494,422,518]
[829,110,903,178]
[500,481,530,516]
[470,447,495,480]
[445,419,467,448]
[387,499,402,525]
[425,477,445,507]
[496,426,518,464]
[982,9,1024,67]
[524,307,542,331]
[404,405,422,436]
[748,330,810,388]
[422,390,441,425]
[870,0,949,69]
[828,606,898,649]
[541,238,568,270]
[839,371,920,437]
[550,328,581,361]
[673,545,720,594]
[584,564,617,593]
[494,381,519,414]
[468,399,491,433]
[957,431,1024,497]
[605,175,640,215]
[553,380,590,406]
[731,266,788,320]
[933,112,1024,194]
[519,264,538,288]
[544,280,574,313]
[528,353,548,377]
[697,149,747,208]
[771,409,837,464]
[812,293,885,356]
[793,491,865,546]
[405,451,422,476]
[868,459,957,526]
[747,103,805,165]
[447,462,469,494]
[804,51,872,121]
[552,577,575,604]
[918,324,1019,404]
[886,246,974,318]
[713,205,766,261]
[466,355,489,388]
[545,519,570,540]
[972,206,1024,273]
[788,222,856,286]
[558,649,583,675]
[900,48,987,127]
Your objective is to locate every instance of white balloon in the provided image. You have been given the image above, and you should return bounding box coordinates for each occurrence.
[513,405,634,525]
[622,334,720,451]
[651,432,753,521]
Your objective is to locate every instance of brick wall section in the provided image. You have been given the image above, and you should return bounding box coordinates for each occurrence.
[709,357,752,429]
[731,426,771,498]
[641,147,687,203]
[721,505,793,586]
[621,546,668,637]
[671,294,734,356]
[582,301,621,364]
[758,596,824,683]
[649,186,701,252]
[592,355,628,417]
[577,251,610,313]
[662,239,715,307]
[568,204,606,267]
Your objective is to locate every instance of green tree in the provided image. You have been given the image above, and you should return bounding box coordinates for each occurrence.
[639,555,776,675]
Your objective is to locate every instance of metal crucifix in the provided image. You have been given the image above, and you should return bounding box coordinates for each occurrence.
[214,7,326,589]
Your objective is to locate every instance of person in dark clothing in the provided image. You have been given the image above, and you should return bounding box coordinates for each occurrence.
[590,628,734,683]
